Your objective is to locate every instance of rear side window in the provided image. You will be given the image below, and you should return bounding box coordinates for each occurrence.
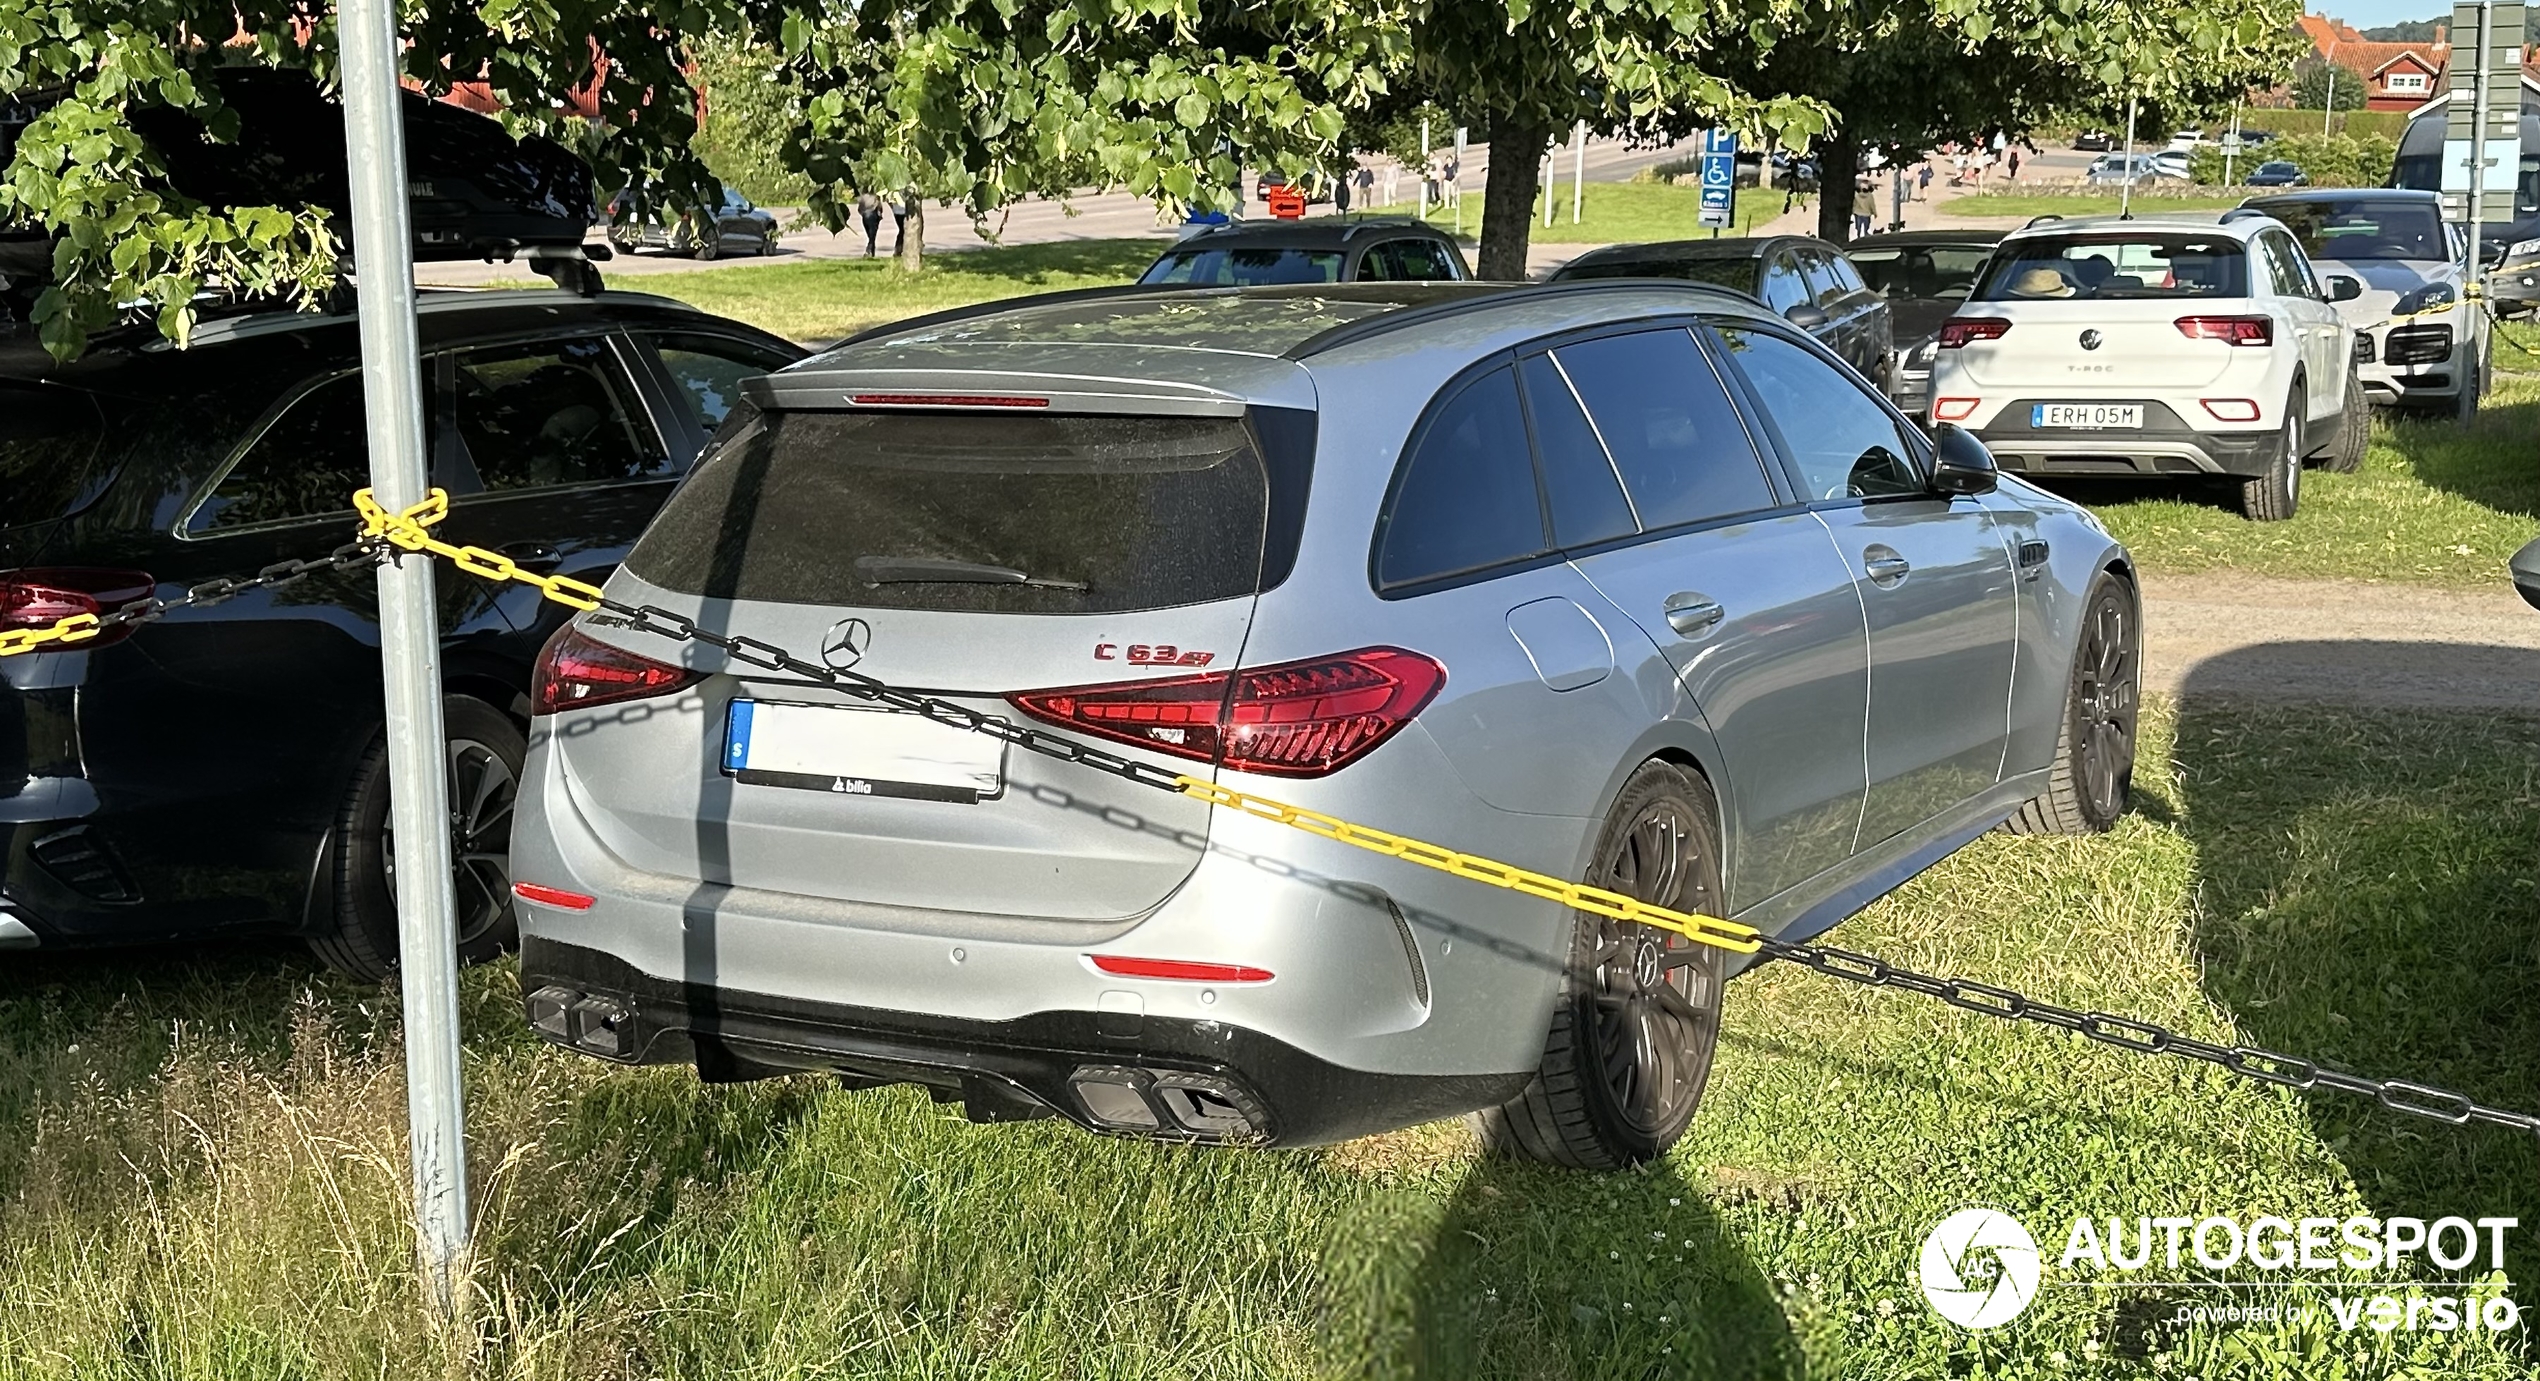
[646,332,796,433]
[1548,329,1777,530]
[1365,239,1459,281]
[1375,366,1547,589]
[1796,249,1844,305]
[192,373,374,531]
[1759,253,1810,312]
[452,338,668,491]
[0,384,109,529]
[629,410,1285,614]
[1518,354,1636,548]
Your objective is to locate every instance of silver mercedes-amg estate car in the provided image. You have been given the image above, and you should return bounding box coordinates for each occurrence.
[509,281,2139,1169]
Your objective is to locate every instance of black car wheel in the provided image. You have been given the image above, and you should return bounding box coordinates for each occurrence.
[310,696,526,982]
[2236,388,2301,522]
[2324,369,2368,473]
[1473,760,1727,1170]
[695,234,720,262]
[2006,574,2139,836]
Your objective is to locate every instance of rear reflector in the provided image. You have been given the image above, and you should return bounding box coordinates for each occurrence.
[1088,955,1275,983]
[1938,318,2012,348]
[513,881,596,910]
[2175,315,2273,346]
[1932,397,1981,422]
[2199,398,2261,422]
[1009,646,1445,778]
[848,393,1049,408]
[532,625,704,715]
[0,568,156,649]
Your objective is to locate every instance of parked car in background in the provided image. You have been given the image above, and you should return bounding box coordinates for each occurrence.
[1845,230,2006,416]
[1140,218,1469,286]
[1547,236,1895,386]
[509,280,2137,1171]
[2238,190,2481,413]
[2236,128,2278,149]
[2244,161,2308,188]
[2073,130,2118,151]
[611,188,781,260]
[2392,102,2540,269]
[0,291,803,975]
[2148,150,2193,181]
[2086,154,2168,186]
[2166,129,2204,152]
[1927,214,2364,521]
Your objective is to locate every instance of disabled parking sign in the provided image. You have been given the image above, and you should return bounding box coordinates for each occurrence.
[1698,129,1737,229]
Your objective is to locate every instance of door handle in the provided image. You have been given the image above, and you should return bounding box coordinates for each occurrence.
[1663,593,1726,636]
[496,541,563,574]
[1862,546,1911,586]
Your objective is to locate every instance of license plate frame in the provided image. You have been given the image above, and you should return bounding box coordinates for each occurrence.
[2031,403,2145,429]
[722,699,1005,803]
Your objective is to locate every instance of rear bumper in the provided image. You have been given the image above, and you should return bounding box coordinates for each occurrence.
[1969,400,2276,479]
[521,935,1530,1146]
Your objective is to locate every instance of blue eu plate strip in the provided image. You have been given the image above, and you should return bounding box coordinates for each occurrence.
[724,699,755,773]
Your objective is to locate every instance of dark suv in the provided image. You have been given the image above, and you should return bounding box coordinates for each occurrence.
[0,291,800,975]
[1139,217,1471,287]
[1547,236,1896,388]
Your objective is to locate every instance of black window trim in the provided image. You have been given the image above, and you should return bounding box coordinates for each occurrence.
[1698,314,1939,514]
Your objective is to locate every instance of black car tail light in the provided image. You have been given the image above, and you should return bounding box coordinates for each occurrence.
[0,568,155,650]
[1008,646,1445,778]
[531,625,704,715]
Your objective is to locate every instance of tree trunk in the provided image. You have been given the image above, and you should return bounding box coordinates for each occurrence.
[896,196,925,271]
[1477,113,1548,281]
[1815,129,1859,244]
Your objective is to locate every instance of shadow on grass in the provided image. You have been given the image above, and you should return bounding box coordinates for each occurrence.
[2379,389,2540,519]
[1329,1150,1800,1379]
[2170,662,2540,1282]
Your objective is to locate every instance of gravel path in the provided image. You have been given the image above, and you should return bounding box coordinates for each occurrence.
[2142,573,2540,711]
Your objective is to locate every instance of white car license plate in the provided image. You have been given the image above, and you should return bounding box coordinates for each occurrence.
[2032,403,2144,429]
[722,700,1004,803]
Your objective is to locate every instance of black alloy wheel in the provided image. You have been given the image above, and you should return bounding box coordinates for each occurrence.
[2006,574,2139,836]
[1473,760,1727,1169]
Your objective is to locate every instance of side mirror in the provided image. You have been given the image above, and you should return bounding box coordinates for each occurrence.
[2482,240,2511,269]
[2327,274,2363,302]
[1929,423,2000,497]
[1783,302,1831,331]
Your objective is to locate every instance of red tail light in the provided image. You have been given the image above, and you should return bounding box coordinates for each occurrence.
[532,625,704,715]
[1088,955,1274,983]
[2176,315,2272,346]
[0,568,155,649]
[1008,646,1446,778]
[1938,318,2012,348]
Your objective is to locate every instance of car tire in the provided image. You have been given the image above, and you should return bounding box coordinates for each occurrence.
[2324,370,2368,473]
[608,231,639,256]
[2236,388,2301,522]
[757,228,776,256]
[2004,574,2139,836]
[1471,760,1728,1171]
[309,696,526,982]
[695,236,720,262]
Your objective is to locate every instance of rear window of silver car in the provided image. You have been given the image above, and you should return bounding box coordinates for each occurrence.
[1975,235,2249,300]
[626,408,1291,614]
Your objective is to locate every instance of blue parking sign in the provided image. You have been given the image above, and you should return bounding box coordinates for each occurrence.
[1698,129,1737,229]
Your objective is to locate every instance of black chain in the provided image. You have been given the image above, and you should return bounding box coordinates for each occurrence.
[583,590,2540,1146]
[1755,937,2540,1138]
[83,539,391,637]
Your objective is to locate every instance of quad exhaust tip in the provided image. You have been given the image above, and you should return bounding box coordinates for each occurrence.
[1068,1065,1266,1141]
[525,984,633,1059]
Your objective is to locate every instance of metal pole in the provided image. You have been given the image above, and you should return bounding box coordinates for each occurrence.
[1571,123,1586,224]
[1542,141,1555,227]
[338,0,470,1320]
[1417,118,1429,220]
[2120,96,2139,219]
[2224,103,2240,186]
[2461,0,2494,426]
[2324,46,2336,136]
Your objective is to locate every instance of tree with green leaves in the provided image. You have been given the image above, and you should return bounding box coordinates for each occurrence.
[0,0,741,357]
[2293,58,2371,113]
[1727,0,2301,243]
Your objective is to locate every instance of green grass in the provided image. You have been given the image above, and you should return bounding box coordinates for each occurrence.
[2082,363,2540,588]
[607,238,1166,344]
[1368,179,1785,244]
[1940,192,2251,221]
[3,698,2535,1378]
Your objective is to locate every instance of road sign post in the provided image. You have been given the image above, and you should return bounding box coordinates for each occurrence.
[2445,0,2522,424]
[1698,130,1738,234]
[338,0,472,1320]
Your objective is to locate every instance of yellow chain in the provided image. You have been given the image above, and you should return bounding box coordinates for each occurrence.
[7,484,1757,952]
[353,488,609,610]
[1175,777,1760,953]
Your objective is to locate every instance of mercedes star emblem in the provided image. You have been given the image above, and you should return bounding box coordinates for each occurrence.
[821,617,873,670]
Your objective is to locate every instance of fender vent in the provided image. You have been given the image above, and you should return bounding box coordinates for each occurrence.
[1385,896,1430,1007]
[29,826,138,903]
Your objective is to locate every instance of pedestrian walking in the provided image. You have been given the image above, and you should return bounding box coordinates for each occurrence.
[2007,148,2022,181]
[1918,162,1934,199]
[1334,166,1353,214]
[1356,165,1375,211]
[892,194,912,255]
[855,191,884,258]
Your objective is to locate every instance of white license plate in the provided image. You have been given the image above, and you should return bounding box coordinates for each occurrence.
[2032,403,2143,429]
[722,700,1004,803]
